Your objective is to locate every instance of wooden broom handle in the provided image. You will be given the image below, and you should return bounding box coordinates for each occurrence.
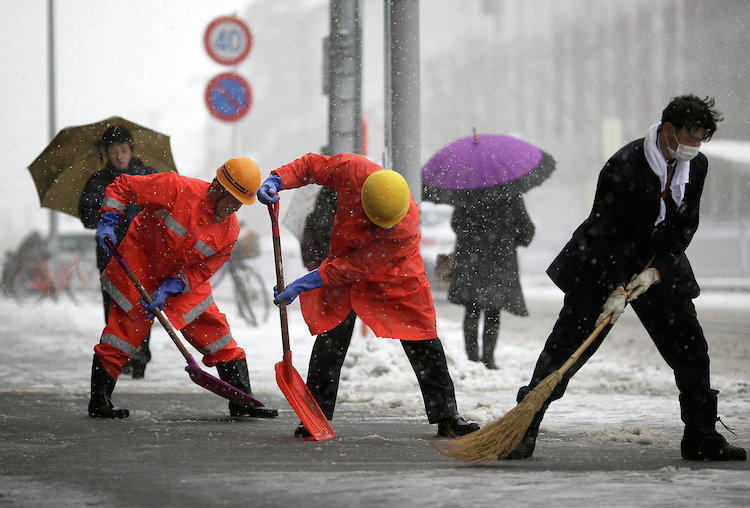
[557,256,655,376]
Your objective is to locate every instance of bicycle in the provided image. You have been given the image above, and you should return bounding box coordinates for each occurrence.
[211,230,271,327]
[11,252,91,304]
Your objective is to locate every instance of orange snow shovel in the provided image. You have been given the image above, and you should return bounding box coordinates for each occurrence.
[268,202,335,441]
[105,238,268,408]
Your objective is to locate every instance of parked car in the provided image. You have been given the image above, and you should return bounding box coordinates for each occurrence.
[419,202,455,289]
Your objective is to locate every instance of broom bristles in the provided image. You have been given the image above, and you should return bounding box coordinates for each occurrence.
[433,370,562,463]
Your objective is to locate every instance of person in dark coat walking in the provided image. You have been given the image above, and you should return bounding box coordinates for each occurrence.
[448,193,535,369]
[508,94,745,461]
[78,125,156,378]
[300,186,337,271]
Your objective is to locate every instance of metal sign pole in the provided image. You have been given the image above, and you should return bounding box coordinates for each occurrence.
[47,0,58,249]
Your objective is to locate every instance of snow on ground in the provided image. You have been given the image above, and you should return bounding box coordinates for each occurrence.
[1,263,748,433]
[1,258,748,506]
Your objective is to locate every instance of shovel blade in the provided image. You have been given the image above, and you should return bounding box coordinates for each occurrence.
[275,358,334,441]
[185,355,266,407]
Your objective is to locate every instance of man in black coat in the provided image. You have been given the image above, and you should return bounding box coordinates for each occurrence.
[509,95,745,461]
[78,125,156,378]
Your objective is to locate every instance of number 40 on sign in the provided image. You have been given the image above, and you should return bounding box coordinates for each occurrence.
[204,16,252,66]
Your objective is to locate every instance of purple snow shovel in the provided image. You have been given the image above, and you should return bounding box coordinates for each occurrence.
[105,238,267,408]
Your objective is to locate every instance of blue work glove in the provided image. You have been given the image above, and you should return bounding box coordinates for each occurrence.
[140,278,184,319]
[256,174,282,204]
[274,270,323,306]
[95,211,123,254]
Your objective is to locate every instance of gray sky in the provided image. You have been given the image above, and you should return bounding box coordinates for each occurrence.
[1,0,270,245]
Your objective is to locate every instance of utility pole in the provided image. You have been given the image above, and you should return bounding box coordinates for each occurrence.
[323,0,362,155]
[384,0,420,202]
[47,0,58,248]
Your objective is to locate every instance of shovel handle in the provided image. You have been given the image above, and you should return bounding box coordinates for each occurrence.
[267,201,292,356]
[104,238,192,362]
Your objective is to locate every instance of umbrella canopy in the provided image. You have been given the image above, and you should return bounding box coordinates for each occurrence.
[27,116,177,218]
[421,133,555,204]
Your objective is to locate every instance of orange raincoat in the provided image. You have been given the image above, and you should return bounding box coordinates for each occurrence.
[100,172,238,330]
[273,153,437,340]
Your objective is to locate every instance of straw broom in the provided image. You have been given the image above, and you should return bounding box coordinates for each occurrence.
[432,317,608,463]
[434,261,653,463]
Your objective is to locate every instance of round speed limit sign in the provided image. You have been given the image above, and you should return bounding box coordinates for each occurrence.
[204,16,252,65]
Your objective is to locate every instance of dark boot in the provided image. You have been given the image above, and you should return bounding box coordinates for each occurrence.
[680,389,746,461]
[216,358,278,418]
[681,427,746,461]
[505,408,546,459]
[506,387,549,459]
[463,305,480,362]
[88,355,129,419]
[129,333,152,379]
[437,415,480,437]
[482,309,500,370]
[294,421,312,438]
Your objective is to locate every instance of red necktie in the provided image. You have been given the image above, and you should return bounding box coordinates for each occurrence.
[661,161,676,200]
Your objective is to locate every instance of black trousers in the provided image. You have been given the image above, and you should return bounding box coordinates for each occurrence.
[520,282,717,428]
[305,312,459,423]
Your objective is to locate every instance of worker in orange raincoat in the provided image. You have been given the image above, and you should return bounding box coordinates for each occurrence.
[257,152,479,438]
[88,157,278,420]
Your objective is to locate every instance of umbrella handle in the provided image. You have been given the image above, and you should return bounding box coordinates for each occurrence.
[267,201,292,356]
[104,238,192,362]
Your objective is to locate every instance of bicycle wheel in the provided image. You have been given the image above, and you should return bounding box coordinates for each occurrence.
[11,263,47,303]
[230,262,270,327]
[64,263,91,303]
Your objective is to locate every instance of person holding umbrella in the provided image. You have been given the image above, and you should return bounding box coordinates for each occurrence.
[78,125,156,378]
[448,192,535,369]
[88,157,278,420]
[507,94,745,461]
[256,152,480,438]
[421,132,554,370]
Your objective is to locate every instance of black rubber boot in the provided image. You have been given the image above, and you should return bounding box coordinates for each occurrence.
[129,333,152,379]
[437,415,480,437]
[680,389,746,461]
[506,387,549,459]
[482,309,500,370]
[294,422,312,438]
[216,358,278,418]
[505,408,546,459]
[463,305,480,362]
[88,355,129,419]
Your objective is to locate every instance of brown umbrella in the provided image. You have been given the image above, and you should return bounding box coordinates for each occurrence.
[27,116,178,218]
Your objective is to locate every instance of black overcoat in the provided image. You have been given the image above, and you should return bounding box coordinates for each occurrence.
[547,137,706,299]
[448,194,535,315]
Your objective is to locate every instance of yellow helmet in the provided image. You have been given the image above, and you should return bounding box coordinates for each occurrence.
[361,169,410,228]
[216,157,261,205]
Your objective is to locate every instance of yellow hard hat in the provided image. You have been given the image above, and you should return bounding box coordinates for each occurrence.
[361,169,410,228]
[216,157,261,205]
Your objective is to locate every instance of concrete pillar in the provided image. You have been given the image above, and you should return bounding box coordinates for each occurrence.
[384,0,421,202]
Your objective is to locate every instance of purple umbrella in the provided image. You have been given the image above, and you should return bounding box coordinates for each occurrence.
[421,133,555,204]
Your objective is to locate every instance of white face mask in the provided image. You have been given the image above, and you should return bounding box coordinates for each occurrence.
[668,128,700,161]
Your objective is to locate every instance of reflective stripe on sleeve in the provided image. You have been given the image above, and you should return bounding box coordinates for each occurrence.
[194,240,216,257]
[102,197,125,211]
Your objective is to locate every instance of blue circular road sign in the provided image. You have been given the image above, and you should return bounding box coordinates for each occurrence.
[205,72,252,122]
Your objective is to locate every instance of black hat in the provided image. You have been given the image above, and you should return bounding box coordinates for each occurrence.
[101,125,134,151]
